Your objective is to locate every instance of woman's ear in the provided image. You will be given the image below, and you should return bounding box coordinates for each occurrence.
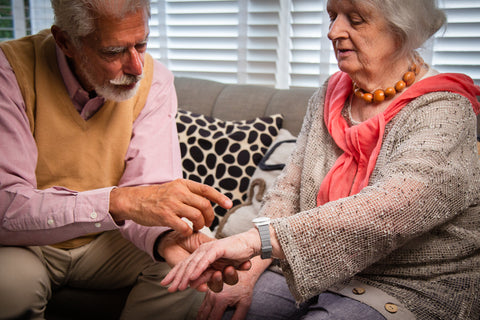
[51,26,75,58]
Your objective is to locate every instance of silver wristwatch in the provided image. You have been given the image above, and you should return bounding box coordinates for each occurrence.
[252,217,272,259]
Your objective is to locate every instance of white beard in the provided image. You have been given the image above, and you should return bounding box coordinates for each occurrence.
[78,55,143,102]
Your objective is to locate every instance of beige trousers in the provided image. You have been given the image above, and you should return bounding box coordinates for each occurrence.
[0,230,203,320]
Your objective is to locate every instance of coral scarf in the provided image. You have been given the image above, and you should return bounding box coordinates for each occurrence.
[316,71,480,206]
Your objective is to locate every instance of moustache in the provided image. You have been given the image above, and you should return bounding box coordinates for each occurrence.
[109,74,143,86]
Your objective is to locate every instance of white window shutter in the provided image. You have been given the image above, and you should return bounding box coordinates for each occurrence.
[159,0,241,84]
[290,0,325,88]
[12,0,480,88]
[433,0,480,85]
[29,0,53,34]
[245,0,282,86]
[12,1,27,38]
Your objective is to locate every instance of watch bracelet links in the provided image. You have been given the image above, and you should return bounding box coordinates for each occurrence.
[257,224,272,259]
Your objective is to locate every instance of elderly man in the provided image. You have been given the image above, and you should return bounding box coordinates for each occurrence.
[0,0,233,319]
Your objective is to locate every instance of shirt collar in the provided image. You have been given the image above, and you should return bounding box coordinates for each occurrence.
[56,45,105,117]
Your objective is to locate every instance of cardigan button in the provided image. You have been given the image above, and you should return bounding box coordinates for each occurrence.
[352,287,365,295]
[385,303,398,313]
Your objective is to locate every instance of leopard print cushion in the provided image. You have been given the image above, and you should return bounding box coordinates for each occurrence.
[176,109,283,230]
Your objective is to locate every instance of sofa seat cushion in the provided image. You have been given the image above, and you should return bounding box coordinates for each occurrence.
[176,109,283,230]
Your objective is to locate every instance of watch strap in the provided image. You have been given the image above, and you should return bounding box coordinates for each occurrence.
[256,224,272,259]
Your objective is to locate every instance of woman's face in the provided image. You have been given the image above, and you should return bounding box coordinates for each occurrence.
[327,0,400,79]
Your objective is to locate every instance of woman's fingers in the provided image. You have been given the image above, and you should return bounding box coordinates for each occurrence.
[162,234,254,292]
[163,246,213,291]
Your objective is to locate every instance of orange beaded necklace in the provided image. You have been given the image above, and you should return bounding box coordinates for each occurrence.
[353,56,424,104]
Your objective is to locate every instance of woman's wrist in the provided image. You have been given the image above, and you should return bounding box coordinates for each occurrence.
[244,228,263,258]
[246,225,285,260]
[268,225,285,259]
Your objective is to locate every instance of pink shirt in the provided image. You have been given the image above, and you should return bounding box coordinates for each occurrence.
[0,45,182,260]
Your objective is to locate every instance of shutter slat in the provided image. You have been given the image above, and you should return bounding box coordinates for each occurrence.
[16,0,480,87]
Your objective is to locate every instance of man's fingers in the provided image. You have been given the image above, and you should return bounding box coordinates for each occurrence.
[184,180,233,209]
[205,293,229,320]
[207,270,224,293]
[231,302,251,320]
[197,292,214,320]
[222,266,239,286]
[166,179,233,230]
[172,202,209,231]
[192,265,239,292]
[188,269,214,291]
[196,283,209,292]
[171,182,216,229]
[165,216,193,237]
[238,260,252,271]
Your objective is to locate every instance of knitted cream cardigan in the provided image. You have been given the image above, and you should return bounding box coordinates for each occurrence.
[262,79,480,319]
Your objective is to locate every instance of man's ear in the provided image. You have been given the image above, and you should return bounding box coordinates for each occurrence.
[51,26,75,58]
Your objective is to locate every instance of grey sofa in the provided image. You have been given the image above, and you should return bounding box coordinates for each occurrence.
[44,77,316,319]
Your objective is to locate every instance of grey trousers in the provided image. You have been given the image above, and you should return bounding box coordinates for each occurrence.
[223,270,385,320]
[0,230,203,320]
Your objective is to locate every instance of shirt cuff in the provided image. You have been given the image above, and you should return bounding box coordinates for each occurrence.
[153,229,174,262]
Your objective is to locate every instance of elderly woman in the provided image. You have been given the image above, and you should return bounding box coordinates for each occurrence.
[161,0,480,319]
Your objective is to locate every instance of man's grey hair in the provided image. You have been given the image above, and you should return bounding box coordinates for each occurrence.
[50,0,151,47]
[352,0,446,58]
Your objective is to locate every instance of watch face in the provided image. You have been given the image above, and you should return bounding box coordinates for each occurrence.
[253,217,270,224]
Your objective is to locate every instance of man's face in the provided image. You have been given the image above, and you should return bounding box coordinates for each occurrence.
[71,9,150,101]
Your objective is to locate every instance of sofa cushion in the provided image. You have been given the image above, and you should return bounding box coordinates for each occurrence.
[176,109,283,230]
[216,129,297,238]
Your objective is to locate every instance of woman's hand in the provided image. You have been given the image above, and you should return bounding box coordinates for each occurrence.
[158,230,214,267]
[160,228,261,292]
[158,231,245,291]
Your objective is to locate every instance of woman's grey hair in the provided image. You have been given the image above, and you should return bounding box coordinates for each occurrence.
[50,0,151,47]
[354,0,446,58]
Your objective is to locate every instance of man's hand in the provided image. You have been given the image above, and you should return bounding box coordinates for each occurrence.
[197,273,254,320]
[158,231,214,267]
[158,231,249,291]
[196,256,271,320]
[109,179,232,237]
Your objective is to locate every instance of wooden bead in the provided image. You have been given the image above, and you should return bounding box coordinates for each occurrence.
[403,71,416,86]
[373,89,385,103]
[362,92,373,103]
[395,80,406,92]
[354,88,364,98]
[385,87,396,99]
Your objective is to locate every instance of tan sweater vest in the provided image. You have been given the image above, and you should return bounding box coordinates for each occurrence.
[0,30,154,248]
